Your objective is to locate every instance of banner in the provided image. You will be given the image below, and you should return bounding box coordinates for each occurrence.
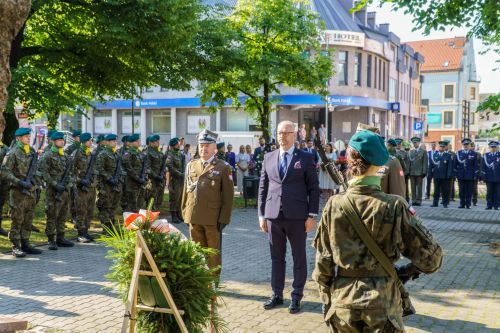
[122,116,141,133]
[187,115,210,134]
[95,116,113,133]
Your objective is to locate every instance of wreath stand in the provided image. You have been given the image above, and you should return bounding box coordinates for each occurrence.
[121,230,188,333]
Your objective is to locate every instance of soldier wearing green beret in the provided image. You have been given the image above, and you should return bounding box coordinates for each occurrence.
[1,128,43,257]
[0,133,10,237]
[166,137,185,223]
[95,134,122,231]
[94,135,107,155]
[73,133,96,242]
[42,129,57,157]
[65,130,82,225]
[313,130,443,333]
[145,134,166,211]
[408,137,428,206]
[119,135,130,212]
[39,131,75,250]
[216,141,226,161]
[122,134,146,212]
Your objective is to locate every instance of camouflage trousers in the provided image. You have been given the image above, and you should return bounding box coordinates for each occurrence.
[70,186,77,221]
[97,183,122,230]
[0,179,9,220]
[45,188,70,237]
[168,179,183,212]
[120,182,127,212]
[124,187,145,213]
[8,188,35,241]
[75,186,96,233]
[146,180,165,211]
[327,308,404,333]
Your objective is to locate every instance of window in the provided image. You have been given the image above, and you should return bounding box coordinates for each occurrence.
[374,57,378,89]
[367,55,372,88]
[443,111,453,128]
[389,78,397,101]
[151,109,171,133]
[378,58,382,90]
[415,62,420,75]
[405,55,409,67]
[400,82,403,99]
[470,87,476,100]
[470,113,475,125]
[160,87,168,92]
[382,62,386,92]
[227,109,258,131]
[145,87,154,93]
[391,45,396,62]
[338,51,348,85]
[354,52,362,86]
[444,84,455,101]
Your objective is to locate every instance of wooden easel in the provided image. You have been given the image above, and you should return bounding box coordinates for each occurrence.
[121,231,188,333]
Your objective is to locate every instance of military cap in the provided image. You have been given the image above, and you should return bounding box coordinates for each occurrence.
[146,136,150,144]
[15,127,31,137]
[71,129,82,137]
[394,138,403,144]
[461,138,471,145]
[95,134,105,143]
[104,134,117,141]
[387,138,397,147]
[169,137,180,146]
[410,137,421,143]
[349,130,389,166]
[356,123,381,134]
[438,141,448,147]
[488,141,498,148]
[150,134,160,143]
[216,142,225,149]
[50,131,65,140]
[121,135,129,143]
[48,129,56,137]
[80,132,92,143]
[126,133,140,142]
[197,129,218,144]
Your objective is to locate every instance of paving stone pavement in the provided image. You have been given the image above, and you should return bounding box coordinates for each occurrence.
[0,203,499,333]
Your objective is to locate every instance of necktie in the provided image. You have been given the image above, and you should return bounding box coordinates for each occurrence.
[279,152,288,179]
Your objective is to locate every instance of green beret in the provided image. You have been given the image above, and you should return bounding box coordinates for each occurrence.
[104,134,117,141]
[15,127,31,137]
[126,134,140,142]
[349,130,389,166]
[121,135,129,143]
[146,136,151,144]
[80,132,92,143]
[150,134,160,143]
[169,137,179,146]
[387,138,397,147]
[410,137,421,143]
[95,135,105,143]
[48,129,56,137]
[216,142,225,149]
[71,129,82,137]
[50,131,65,140]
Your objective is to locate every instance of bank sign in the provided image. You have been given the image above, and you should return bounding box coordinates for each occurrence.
[321,30,365,47]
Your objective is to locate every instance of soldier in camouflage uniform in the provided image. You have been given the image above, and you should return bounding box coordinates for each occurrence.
[1,128,43,257]
[216,141,226,161]
[95,134,122,231]
[119,135,129,212]
[94,135,107,154]
[0,135,10,236]
[73,133,96,243]
[313,130,443,333]
[65,130,81,225]
[39,131,75,250]
[122,134,146,212]
[396,139,410,202]
[145,134,166,211]
[42,129,57,156]
[166,137,185,223]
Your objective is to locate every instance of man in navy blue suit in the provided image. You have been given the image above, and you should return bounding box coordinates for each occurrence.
[258,120,320,314]
[303,139,320,164]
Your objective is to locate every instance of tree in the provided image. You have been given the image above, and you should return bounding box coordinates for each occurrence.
[4,0,210,136]
[199,0,333,142]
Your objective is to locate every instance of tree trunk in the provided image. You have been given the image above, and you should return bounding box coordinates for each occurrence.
[0,0,31,138]
[261,80,271,143]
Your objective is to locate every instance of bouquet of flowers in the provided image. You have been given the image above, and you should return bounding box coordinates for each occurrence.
[101,202,226,333]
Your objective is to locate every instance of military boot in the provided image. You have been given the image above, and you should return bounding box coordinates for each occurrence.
[31,224,41,233]
[21,239,43,255]
[56,233,74,247]
[0,217,8,237]
[85,232,95,242]
[77,230,91,243]
[48,235,58,250]
[176,211,184,223]
[12,240,26,258]
[170,211,180,224]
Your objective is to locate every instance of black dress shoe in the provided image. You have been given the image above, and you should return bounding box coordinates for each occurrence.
[486,207,492,210]
[288,299,301,314]
[263,295,283,310]
[458,206,465,209]
[430,204,438,207]
[443,205,448,208]
[466,206,471,209]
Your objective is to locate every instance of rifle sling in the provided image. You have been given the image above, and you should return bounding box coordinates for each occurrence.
[340,195,399,281]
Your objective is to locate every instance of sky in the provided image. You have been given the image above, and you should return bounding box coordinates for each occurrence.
[370,3,499,95]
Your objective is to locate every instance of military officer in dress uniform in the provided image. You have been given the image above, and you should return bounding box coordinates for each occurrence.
[145,134,166,211]
[430,141,453,208]
[122,134,146,212]
[313,130,442,333]
[470,142,481,206]
[0,135,10,236]
[425,142,437,200]
[166,137,185,223]
[395,138,410,202]
[181,130,234,278]
[1,128,43,257]
[408,137,428,206]
[65,130,81,225]
[454,138,480,209]
[445,142,457,201]
[481,141,500,210]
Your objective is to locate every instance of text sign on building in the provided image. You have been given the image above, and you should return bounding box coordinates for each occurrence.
[321,30,365,47]
[414,121,423,131]
[427,113,442,124]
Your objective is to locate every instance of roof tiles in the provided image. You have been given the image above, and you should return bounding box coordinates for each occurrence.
[406,37,466,72]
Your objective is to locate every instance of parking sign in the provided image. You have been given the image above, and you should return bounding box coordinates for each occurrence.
[414,121,423,131]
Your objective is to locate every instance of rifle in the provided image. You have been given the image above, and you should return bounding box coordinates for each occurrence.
[138,151,148,185]
[80,150,98,192]
[21,150,39,196]
[110,148,124,192]
[157,151,169,182]
[55,151,76,201]
[314,134,348,191]
[38,135,46,153]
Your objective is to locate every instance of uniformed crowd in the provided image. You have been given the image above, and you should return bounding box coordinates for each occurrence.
[0,128,190,258]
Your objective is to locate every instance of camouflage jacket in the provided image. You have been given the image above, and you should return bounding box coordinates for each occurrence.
[95,146,121,184]
[312,179,442,321]
[397,149,409,175]
[0,143,9,181]
[65,141,81,156]
[122,147,146,190]
[1,142,41,196]
[166,149,185,181]
[39,147,75,191]
[146,146,165,180]
[73,146,96,189]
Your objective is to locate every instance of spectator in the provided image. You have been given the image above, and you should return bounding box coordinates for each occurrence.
[246,144,256,175]
[300,141,307,150]
[183,144,192,164]
[294,141,300,149]
[304,139,319,164]
[254,137,266,157]
[310,126,317,141]
[226,144,237,185]
[318,143,338,200]
[236,145,251,196]
[298,124,307,142]
[318,124,326,144]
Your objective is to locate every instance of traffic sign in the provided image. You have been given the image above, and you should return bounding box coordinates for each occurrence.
[414,121,423,131]
[390,102,400,113]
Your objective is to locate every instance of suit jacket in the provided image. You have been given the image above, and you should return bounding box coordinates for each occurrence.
[258,148,320,220]
[409,148,428,176]
[430,151,453,179]
[302,147,319,164]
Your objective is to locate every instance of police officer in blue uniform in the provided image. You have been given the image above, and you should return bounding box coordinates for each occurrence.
[454,138,480,209]
[481,141,500,210]
[430,141,453,208]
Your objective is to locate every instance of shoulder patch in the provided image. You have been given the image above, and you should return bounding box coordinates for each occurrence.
[408,206,417,216]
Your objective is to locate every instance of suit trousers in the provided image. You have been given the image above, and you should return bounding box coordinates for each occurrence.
[433,178,450,206]
[189,224,222,276]
[486,182,500,209]
[410,176,424,204]
[450,178,456,200]
[267,212,307,300]
[426,174,433,198]
[458,180,474,207]
[472,179,479,205]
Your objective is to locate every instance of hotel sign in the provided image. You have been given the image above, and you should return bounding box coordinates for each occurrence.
[322,30,365,47]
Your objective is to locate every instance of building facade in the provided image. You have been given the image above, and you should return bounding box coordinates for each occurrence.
[406,37,480,149]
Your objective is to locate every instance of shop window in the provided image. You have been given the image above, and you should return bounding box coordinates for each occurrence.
[338,51,348,85]
[382,62,386,92]
[374,57,378,89]
[354,53,362,86]
[367,55,372,88]
[378,58,382,90]
[443,84,455,102]
[389,78,396,101]
[227,109,258,131]
[151,109,171,133]
[443,111,453,128]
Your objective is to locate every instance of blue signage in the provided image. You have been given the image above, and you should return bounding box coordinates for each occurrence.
[39,128,47,135]
[427,113,442,124]
[414,121,423,131]
[390,102,400,113]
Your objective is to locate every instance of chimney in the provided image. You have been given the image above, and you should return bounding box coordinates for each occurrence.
[354,8,367,26]
[379,23,390,35]
[367,12,376,29]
